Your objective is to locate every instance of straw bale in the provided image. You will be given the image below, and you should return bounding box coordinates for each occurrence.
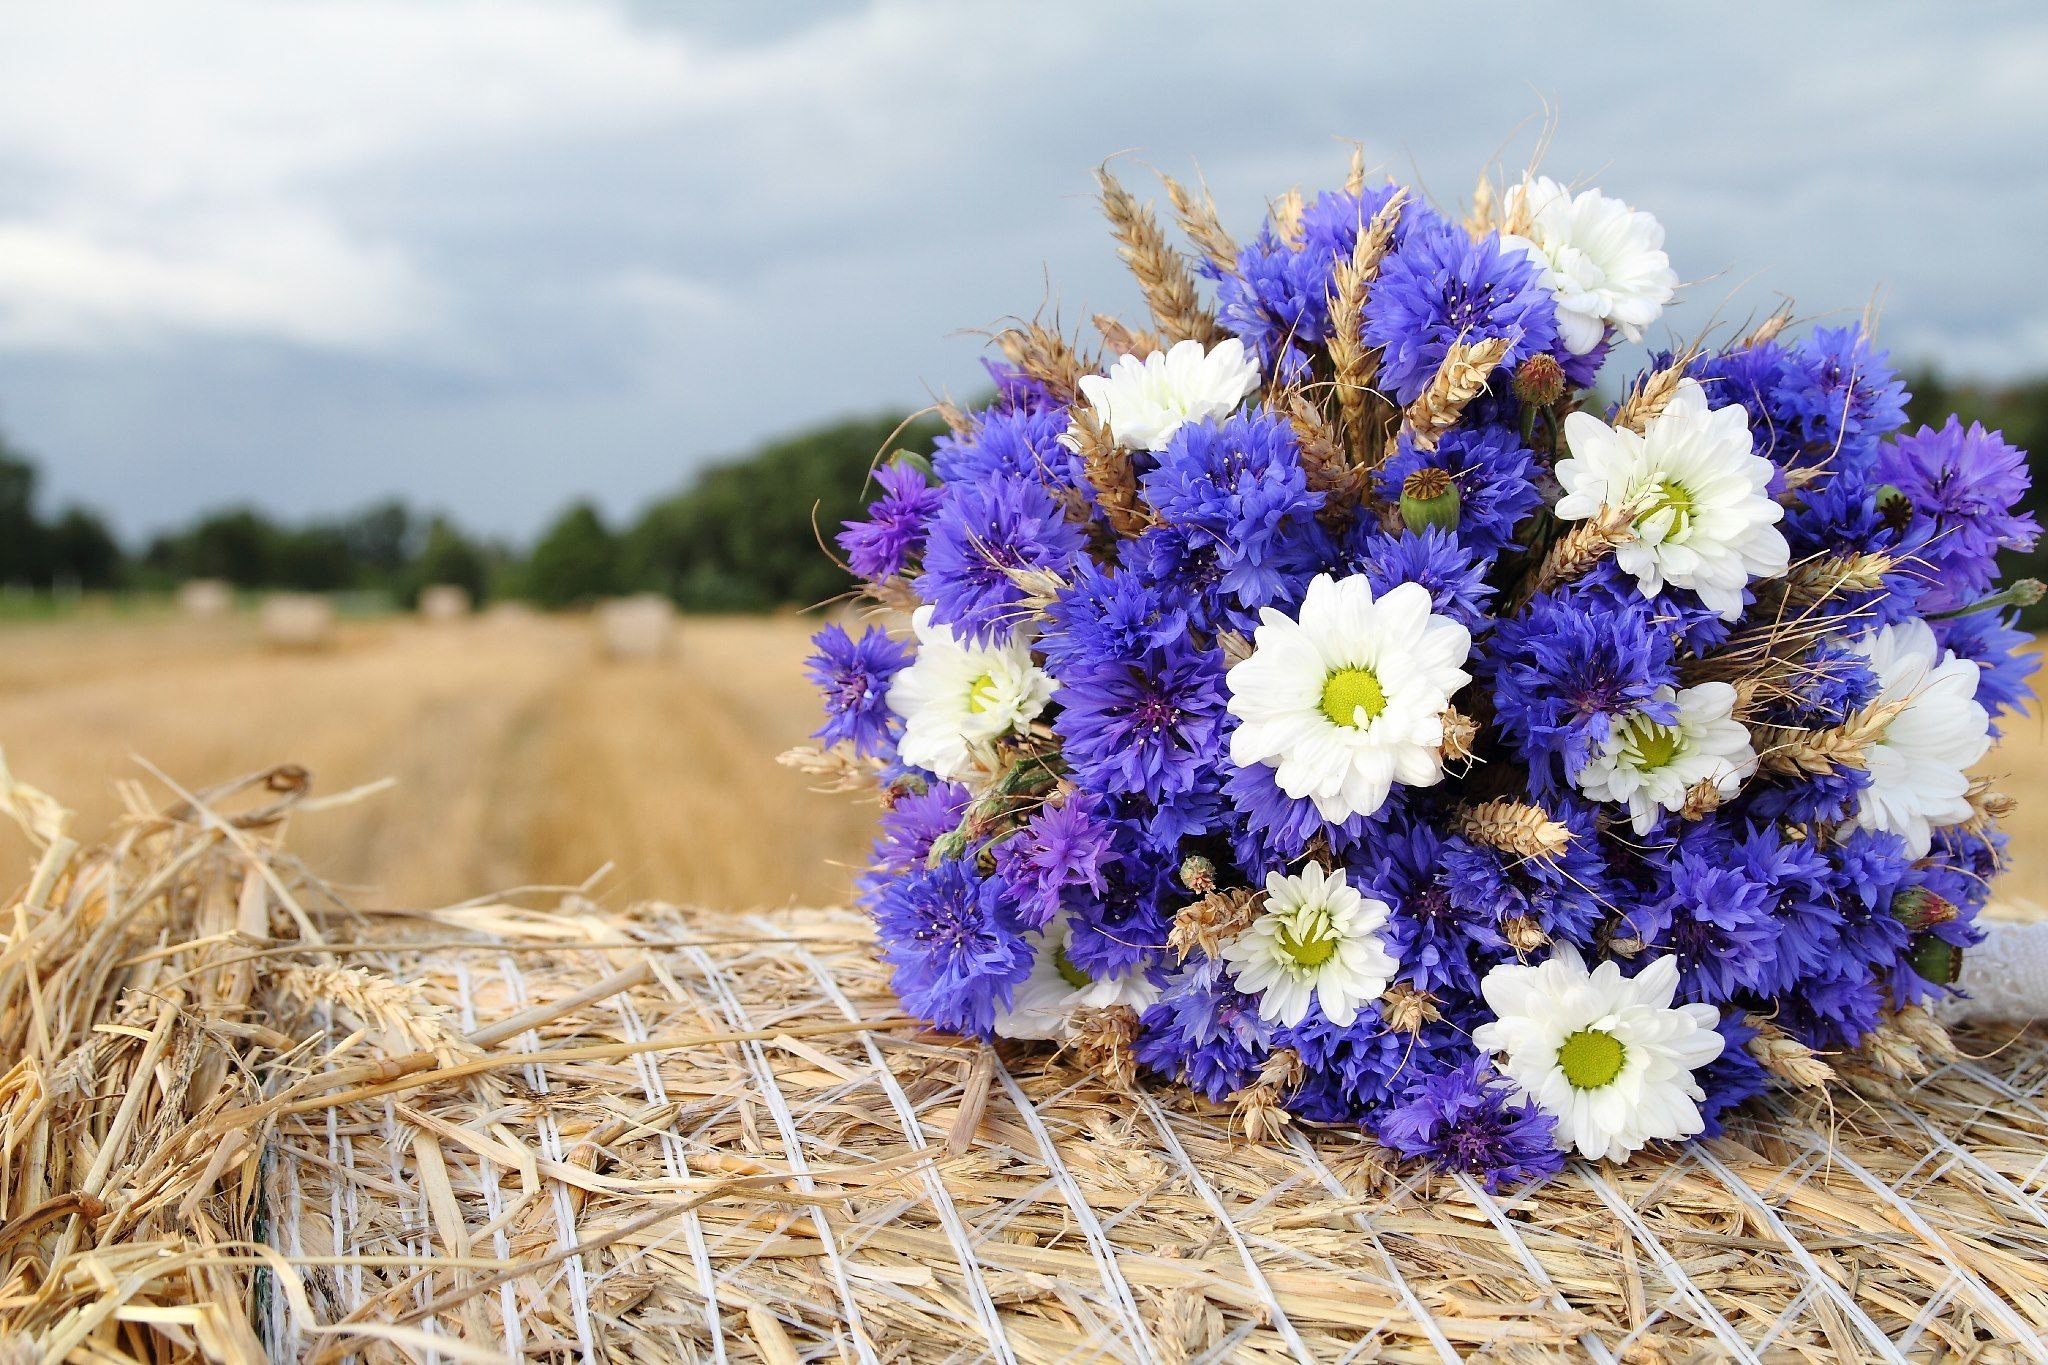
[176,578,235,620]
[597,594,676,660]
[417,584,473,623]
[258,593,335,649]
[2,765,2046,1362]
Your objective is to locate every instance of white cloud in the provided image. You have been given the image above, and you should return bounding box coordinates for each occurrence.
[0,0,703,351]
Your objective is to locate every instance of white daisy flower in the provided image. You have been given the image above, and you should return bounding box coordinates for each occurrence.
[1474,946,1724,1163]
[1502,176,1678,355]
[887,605,1055,782]
[1555,378,1790,620]
[1845,618,1992,857]
[1226,574,1472,823]
[1221,863,1399,1028]
[994,913,1160,1041]
[1575,681,1756,835]
[1076,337,1261,452]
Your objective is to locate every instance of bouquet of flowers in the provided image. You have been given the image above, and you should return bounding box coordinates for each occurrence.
[792,151,2039,1184]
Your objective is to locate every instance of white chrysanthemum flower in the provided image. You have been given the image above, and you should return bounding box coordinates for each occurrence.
[1502,176,1678,355]
[1575,682,1756,835]
[1555,378,1790,620]
[887,606,1055,782]
[994,913,1160,1041]
[1474,946,1724,1162]
[1845,619,1992,857]
[1226,575,1472,822]
[1221,863,1399,1028]
[1076,337,1261,452]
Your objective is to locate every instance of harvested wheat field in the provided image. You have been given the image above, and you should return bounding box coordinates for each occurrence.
[0,607,881,913]
[0,608,2044,912]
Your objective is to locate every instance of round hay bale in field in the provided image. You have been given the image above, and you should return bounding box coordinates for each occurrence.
[176,577,234,619]
[6,764,2045,1363]
[258,592,335,649]
[416,583,472,622]
[597,592,675,659]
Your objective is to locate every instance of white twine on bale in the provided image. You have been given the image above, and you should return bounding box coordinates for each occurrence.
[1948,915,2048,1024]
[759,920,1019,1365]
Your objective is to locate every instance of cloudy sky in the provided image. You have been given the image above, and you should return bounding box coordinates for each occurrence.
[0,1,2042,540]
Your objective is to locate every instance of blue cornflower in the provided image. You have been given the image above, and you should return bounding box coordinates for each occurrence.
[1056,643,1228,803]
[1375,1059,1565,1191]
[1138,411,1330,620]
[1039,558,1189,677]
[1136,956,1273,1101]
[1690,328,1906,487]
[1280,1014,1457,1122]
[1345,525,1496,632]
[1437,798,1611,948]
[1214,185,1432,382]
[1622,833,1781,1004]
[1223,758,1411,872]
[1065,846,1177,979]
[1489,589,1678,791]
[1379,823,1507,996]
[931,405,1085,488]
[1777,965,1885,1051]
[1375,424,1542,563]
[839,461,944,582]
[1364,223,1558,404]
[870,782,969,873]
[992,791,1119,930]
[916,474,1086,644]
[805,623,911,758]
[1878,418,2039,612]
[868,858,1033,1038]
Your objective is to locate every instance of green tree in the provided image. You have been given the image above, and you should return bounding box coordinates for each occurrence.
[621,412,944,611]
[402,516,491,606]
[524,501,620,608]
[47,508,123,589]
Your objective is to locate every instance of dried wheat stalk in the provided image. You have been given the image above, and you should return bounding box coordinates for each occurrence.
[1518,502,1636,603]
[995,322,1092,403]
[1169,887,1260,961]
[1160,172,1238,276]
[1437,706,1480,765]
[1279,386,1365,516]
[1454,798,1572,859]
[1270,187,1307,247]
[1780,551,1894,605]
[1756,699,1908,777]
[1402,336,1511,452]
[1611,356,1694,433]
[1097,166,1218,345]
[1064,408,1148,536]
[1746,1018,1837,1088]
[1328,190,1407,462]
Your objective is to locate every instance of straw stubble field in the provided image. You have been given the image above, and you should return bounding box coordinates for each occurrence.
[0,608,883,913]
[0,607,2043,910]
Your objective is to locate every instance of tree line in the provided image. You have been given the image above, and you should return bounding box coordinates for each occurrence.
[0,410,944,611]
[2,373,2041,616]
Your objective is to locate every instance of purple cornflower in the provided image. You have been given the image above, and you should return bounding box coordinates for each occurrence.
[1136,956,1273,1101]
[868,857,1032,1038]
[1376,1060,1565,1191]
[1489,589,1678,791]
[1878,418,2039,612]
[993,792,1119,930]
[916,474,1086,644]
[1055,643,1227,803]
[806,623,910,758]
[838,461,944,582]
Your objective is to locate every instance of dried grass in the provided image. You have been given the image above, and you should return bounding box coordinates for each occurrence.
[5,764,2048,1362]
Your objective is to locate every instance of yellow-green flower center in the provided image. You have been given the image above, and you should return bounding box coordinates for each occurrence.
[966,673,1000,714]
[1636,478,1696,538]
[1618,713,1685,772]
[1557,1028,1627,1089]
[1276,910,1339,969]
[1320,666,1387,728]
[1053,942,1092,989]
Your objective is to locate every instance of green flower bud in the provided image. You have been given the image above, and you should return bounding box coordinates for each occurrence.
[1511,354,1567,408]
[1890,887,1958,932]
[1907,934,1962,986]
[1400,467,1462,534]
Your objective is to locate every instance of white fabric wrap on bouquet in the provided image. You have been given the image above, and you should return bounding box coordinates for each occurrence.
[1943,916,2048,1023]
